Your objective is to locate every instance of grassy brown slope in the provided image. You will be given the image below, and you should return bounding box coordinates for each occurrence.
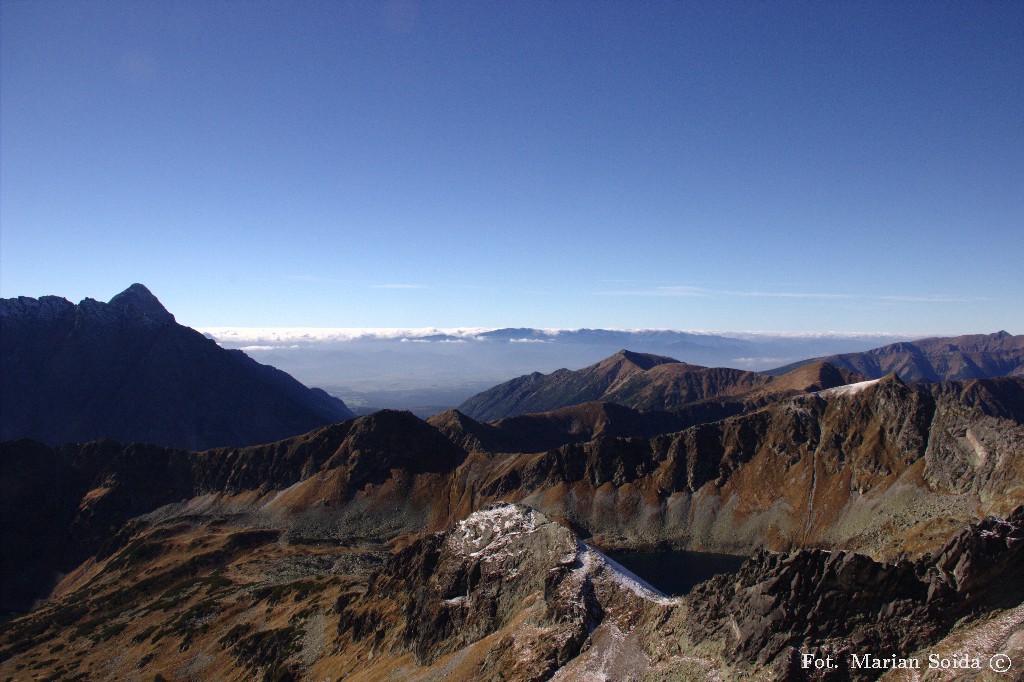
[0,410,464,615]
[0,517,383,682]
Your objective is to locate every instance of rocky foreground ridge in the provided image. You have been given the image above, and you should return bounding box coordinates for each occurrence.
[2,502,1022,681]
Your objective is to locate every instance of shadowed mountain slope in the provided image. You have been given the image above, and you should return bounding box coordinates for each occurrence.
[0,410,461,613]
[770,331,1024,382]
[0,284,354,450]
[428,401,707,454]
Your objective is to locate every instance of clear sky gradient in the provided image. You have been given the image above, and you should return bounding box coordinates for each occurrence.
[2,1,1021,334]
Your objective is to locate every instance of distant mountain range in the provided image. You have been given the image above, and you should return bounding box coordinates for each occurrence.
[201,325,912,413]
[0,284,354,450]
[459,333,1024,421]
[770,331,1024,381]
[457,349,866,421]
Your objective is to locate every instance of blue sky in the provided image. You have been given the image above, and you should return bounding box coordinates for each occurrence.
[2,1,1021,334]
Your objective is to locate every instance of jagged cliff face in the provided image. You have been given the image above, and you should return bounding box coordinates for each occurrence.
[681,507,1024,680]
[468,376,1024,558]
[334,504,671,680]
[0,284,354,450]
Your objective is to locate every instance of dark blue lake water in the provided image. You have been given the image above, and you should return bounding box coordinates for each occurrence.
[607,551,747,596]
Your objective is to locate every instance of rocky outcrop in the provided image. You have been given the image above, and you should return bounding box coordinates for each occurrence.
[0,283,354,450]
[336,503,668,680]
[922,379,1024,511]
[1,494,1022,681]
[684,507,1024,680]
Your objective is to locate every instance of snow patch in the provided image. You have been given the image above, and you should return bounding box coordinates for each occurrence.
[447,503,542,562]
[816,378,881,397]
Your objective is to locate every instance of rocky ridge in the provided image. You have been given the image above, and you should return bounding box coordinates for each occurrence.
[686,507,1024,680]
[3,501,1021,681]
[2,333,1023,680]
[335,503,671,680]
[4,373,1022,618]
[458,350,867,422]
[771,331,1024,382]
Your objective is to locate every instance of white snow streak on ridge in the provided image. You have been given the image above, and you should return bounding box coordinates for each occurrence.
[816,378,881,397]
[445,505,677,606]
[583,546,676,606]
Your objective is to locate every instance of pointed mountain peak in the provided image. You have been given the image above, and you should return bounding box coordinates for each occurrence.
[428,408,484,429]
[108,283,175,324]
[109,282,157,303]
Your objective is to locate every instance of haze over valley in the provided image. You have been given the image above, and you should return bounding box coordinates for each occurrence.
[200,325,914,415]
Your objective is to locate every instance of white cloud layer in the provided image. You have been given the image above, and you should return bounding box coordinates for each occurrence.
[201,327,494,344]
[199,327,913,347]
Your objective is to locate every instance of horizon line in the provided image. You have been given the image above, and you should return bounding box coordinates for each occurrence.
[195,326,945,342]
